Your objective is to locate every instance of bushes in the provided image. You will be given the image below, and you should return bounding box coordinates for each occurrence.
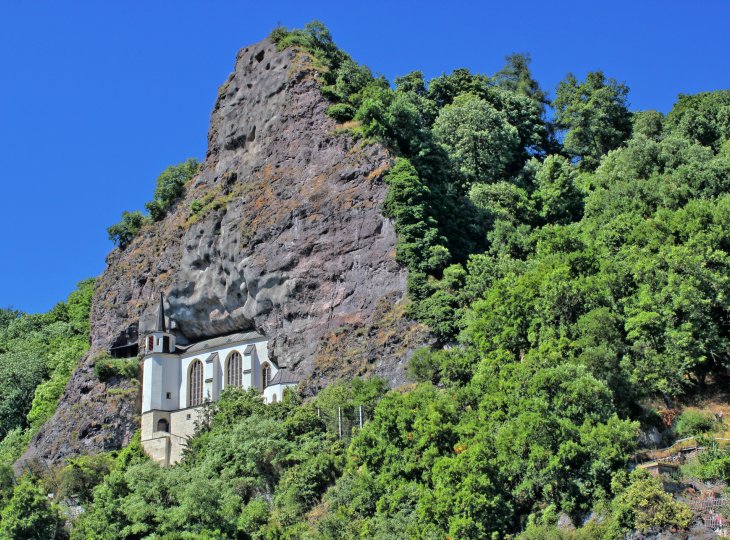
[93,357,139,382]
[106,210,145,249]
[144,158,199,221]
[0,477,65,540]
[674,410,717,438]
[326,103,357,122]
[56,454,114,504]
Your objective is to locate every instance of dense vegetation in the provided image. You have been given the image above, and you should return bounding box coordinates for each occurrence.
[2,21,730,539]
[0,280,94,469]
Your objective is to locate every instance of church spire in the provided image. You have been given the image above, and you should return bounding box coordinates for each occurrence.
[156,293,166,333]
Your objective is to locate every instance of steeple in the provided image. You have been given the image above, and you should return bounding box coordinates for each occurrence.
[144,292,175,355]
[156,293,167,333]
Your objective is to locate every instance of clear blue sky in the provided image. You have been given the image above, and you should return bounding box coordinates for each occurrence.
[1,1,728,313]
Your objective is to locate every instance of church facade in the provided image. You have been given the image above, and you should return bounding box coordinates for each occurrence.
[140,295,298,466]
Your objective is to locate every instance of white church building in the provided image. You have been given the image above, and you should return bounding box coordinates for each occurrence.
[139,295,298,466]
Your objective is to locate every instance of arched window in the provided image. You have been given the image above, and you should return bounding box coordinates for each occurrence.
[271,393,277,403]
[189,360,204,407]
[226,351,243,387]
[261,363,271,389]
[157,418,169,433]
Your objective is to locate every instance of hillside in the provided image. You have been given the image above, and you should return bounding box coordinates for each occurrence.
[2,21,730,540]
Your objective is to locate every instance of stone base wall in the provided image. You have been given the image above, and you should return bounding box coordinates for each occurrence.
[141,406,204,466]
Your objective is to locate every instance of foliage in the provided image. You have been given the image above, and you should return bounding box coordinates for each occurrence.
[144,158,199,221]
[674,410,717,438]
[107,210,146,249]
[681,436,730,481]
[93,357,140,382]
[55,454,115,504]
[553,71,632,170]
[608,470,692,534]
[433,92,520,186]
[382,158,449,277]
[0,476,65,540]
[0,279,94,446]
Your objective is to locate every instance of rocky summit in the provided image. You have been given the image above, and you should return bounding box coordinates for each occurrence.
[25,38,427,464]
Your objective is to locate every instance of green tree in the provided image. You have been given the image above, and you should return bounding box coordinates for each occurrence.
[433,93,520,186]
[0,477,63,540]
[145,158,199,221]
[532,155,583,224]
[106,210,146,249]
[494,52,548,109]
[553,71,631,170]
[609,470,692,534]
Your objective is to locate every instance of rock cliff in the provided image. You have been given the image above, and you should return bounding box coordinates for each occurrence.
[24,37,428,464]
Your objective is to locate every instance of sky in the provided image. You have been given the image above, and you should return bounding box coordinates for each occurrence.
[1,1,729,313]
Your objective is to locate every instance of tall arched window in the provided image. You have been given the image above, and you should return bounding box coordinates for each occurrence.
[189,360,204,407]
[261,362,271,389]
[226,351,242,387]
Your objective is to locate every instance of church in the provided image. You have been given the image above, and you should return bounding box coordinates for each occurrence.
[139,295,298,466]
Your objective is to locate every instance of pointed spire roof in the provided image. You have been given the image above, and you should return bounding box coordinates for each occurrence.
[155,293,167,333]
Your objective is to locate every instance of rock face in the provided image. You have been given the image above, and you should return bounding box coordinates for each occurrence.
[24,38,428,464]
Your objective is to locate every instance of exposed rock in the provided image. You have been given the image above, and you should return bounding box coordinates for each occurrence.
[23,37,428,464]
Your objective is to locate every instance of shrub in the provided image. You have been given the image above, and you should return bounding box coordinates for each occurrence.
[0,477,64,540]
[145,158,199,221]
[107,210,146,249]
[190,199,203,214]
[56,454,114,503]
[326,103,356,122]
[674,410,716,438]
[93,357,140,382]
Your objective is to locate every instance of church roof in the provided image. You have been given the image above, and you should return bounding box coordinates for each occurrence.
[155,293,167,332]
[269,369,299,386]
[178,330,264,355]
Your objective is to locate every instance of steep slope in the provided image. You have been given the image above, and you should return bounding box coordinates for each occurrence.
[24,38,428,464]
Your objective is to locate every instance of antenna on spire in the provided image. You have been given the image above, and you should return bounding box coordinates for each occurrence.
[156,293,166,333]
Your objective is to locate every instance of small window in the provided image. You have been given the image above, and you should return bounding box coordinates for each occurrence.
[157,418,169,432]
[163,336,170,352]
[271,393,277,403]
[186,413,191,420]
[147,336,154,352]
[166,392,171,399]
[261,363,271,389]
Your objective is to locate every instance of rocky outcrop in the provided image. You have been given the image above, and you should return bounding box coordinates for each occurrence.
[24,37,428,464]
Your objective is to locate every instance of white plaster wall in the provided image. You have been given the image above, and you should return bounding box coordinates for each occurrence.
[143,354,182,412]
[179,336,270,406]
[263,382,296,404]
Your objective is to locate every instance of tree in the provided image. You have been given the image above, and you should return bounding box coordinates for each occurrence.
[106,210,145,249]
[145,158,199,221]
[0,477,63,540]
[433,93,520,186]
[532,155,583,224]
[382,158,450,277]
[609,470,692,534]
[553,71,632,170]
[494,52,548,109]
